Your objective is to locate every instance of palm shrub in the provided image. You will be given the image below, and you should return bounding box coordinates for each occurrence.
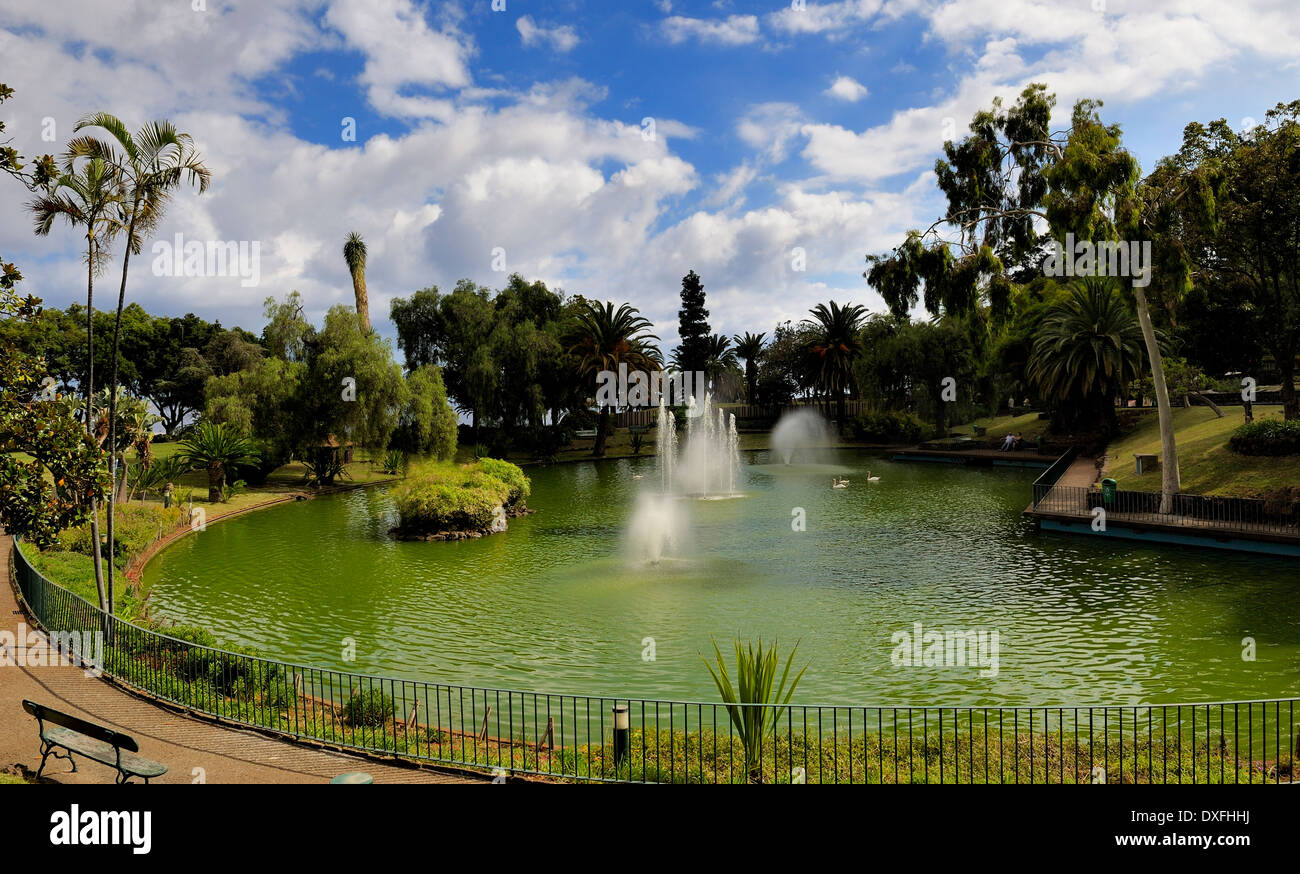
[301,446,348,488]
[701,637,807,783]
[175,423,261,502]
[381,449,407,476]
[1027,278,1147,432]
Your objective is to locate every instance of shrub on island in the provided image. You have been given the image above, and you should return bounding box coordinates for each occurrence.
[391,459,531,539]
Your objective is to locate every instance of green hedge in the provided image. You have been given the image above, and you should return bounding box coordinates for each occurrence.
[1230,419,1300,456]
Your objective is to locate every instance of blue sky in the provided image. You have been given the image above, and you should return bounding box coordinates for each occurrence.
[2,0,1298,349]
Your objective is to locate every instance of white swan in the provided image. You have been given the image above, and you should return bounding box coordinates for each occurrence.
[632,473,643,480]
[866,471,881,483]
[832,477,848,489]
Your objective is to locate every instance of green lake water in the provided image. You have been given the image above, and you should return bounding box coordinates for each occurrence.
[142,450,1300,705]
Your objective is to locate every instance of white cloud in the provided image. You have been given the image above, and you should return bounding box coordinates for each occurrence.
[660,14,760,46]
[516,15,580,53]
[324,0,474,118]
[825,75,869,101]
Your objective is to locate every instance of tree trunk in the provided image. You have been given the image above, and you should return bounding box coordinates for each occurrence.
[84,233,107,615]
[105,216,136,619]
[1278,346,1298,420]
[1190,391,1224,418]
[1133,287,1180,514]
[208,463,224,503]
[352,271,371,334]
[593,406,611,457]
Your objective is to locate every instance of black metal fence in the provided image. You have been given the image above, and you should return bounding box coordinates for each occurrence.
[11,538,1297,784]
[1034,484,1300,538]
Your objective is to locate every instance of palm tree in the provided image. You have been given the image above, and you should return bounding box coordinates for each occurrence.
[344,232,371,334]
[567,300,660,457]
[176,423,261,503]
[30,155,123,613]
[802,301,867,433]
[69,113,209,614]
[732,331,766,404]
[1027,277,1148,432]
[702,333,740,400]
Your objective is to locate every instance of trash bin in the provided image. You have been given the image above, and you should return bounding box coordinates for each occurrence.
[1035,434,1045,454]
[1101,478,1117,506]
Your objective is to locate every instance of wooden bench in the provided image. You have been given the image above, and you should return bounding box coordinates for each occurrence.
[22,700,168,784]
[574,429,598,439]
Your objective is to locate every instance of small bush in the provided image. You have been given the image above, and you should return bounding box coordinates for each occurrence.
[1230,419,1300,455]
[425,727,449,745]
[476,457,530,507]
[344,689,394,727]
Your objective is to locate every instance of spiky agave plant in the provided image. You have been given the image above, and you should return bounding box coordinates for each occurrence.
[701,637,807,783]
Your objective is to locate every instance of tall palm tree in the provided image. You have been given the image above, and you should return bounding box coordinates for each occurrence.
[344,231,371,334]
[69,113,209,615]
[176,423,261,503]
[1027,277,1148,431]
[30,155,123,613]
[732,331,766,404]
[802,301,867,433]
[567,300,660,457]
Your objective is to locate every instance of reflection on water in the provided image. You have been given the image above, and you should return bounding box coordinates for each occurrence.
[144,450,1300,705]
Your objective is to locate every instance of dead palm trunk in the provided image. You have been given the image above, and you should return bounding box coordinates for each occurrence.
[1133,286,1180,513]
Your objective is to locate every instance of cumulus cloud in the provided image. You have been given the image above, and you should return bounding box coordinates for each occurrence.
[825,75,869,101]
[516,15,579,53]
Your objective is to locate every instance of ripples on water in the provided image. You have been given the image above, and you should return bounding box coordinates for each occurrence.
[143,450,1300,705]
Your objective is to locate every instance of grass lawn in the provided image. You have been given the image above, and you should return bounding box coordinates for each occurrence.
[952,412,1053,442]
[1103,404,1297,497]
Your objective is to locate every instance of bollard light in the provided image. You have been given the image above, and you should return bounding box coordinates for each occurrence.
[612,704,630,765]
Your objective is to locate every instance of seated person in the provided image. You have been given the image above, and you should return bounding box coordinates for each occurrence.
[1000,433,1016,451]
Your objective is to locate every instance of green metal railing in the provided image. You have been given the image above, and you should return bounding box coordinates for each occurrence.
[11,536,1297,784]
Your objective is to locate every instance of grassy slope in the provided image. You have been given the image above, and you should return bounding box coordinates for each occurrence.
[1104,404,1296,497]
[951,412,1054,442]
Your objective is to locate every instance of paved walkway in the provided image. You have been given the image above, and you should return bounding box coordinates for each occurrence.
[1,534,482,784]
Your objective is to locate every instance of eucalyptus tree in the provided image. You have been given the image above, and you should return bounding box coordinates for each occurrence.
[30,154,123,612]
[68,112,209,614]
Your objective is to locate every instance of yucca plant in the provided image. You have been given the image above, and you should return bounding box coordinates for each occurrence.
[701,637,807,783]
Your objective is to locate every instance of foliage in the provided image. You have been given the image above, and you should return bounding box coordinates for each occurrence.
[1027,278,1147,431]
[381,449,407,476]
[851,411,933,444]
[391,459,528,533]
[0,288,109,548]
[676,269,711,375]
[1229,419,1300,456]
[301,446,349,488]
[566,299,660,457]
[700,637,807,783]
[175,422,261,502]
[391,364,458,459]
[344,688,394,727]
[475,457,530,507]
